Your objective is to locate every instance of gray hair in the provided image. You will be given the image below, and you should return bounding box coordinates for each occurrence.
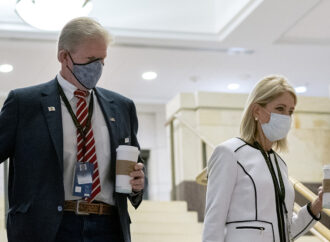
[58,17,112,53]
[240,75,297,152]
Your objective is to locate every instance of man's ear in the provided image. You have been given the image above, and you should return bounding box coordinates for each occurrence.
[58,50,68,64]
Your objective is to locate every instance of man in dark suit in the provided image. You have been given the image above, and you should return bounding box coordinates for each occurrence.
[0,17,145,242]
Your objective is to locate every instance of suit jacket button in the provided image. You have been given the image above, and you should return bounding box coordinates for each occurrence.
[57,205,63,212]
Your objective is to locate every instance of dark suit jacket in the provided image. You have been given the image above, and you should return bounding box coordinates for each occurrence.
[0,78,143,242]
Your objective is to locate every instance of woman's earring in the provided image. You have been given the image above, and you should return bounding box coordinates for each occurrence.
[255,117,258,121]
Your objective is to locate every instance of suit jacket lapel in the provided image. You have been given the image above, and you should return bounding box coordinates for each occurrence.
[41,79,63,172]
[94,88,119,181]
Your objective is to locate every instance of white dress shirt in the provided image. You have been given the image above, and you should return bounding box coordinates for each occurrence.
[57,73,115,205]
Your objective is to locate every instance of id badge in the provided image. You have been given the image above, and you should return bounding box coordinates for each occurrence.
[72,162,94,198]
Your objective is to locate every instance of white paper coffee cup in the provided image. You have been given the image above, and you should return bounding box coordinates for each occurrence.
[115,145,140,194]
[322,165,330,209]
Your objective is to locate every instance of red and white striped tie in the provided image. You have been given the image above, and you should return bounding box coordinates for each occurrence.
[74,89,101,202]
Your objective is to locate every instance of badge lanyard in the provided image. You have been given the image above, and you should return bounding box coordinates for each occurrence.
[255,142,288,242]
[57,83,94,159]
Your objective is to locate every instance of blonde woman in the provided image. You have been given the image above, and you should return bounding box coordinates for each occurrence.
[203,75,323,242]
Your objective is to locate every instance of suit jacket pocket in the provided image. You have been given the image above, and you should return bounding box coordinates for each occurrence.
[8,201,32,215]
[225,220,274,242]
[7,201,33,240]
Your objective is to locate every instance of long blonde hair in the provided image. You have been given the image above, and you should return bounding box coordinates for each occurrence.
[240,75,297,152]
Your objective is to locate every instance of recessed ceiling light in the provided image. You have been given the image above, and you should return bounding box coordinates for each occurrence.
[295,86,307,93]
[227,47,254,55]
[0,64,13,73]
[227,83,240,90]
[142,71,157,81]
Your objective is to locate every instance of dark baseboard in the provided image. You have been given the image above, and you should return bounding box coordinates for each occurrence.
[174,181,206,222]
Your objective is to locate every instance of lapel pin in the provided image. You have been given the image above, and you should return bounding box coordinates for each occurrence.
[125,137,129,143]
[110,117,116,122]
[48,106,56,112]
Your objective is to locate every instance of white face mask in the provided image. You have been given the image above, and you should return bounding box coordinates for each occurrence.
[261,112,292,142]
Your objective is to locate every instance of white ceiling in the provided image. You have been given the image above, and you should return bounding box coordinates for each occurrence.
[0,0,330,104]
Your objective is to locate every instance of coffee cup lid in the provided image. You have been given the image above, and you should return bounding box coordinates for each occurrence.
[116,145,139,152]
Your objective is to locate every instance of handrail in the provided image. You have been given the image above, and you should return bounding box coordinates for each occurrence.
[308,227,329,242]
[169,114,330,239]
[168,114,216,150]
[196,167,208,186]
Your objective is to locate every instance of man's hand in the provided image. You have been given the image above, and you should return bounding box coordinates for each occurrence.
[130,163,145,192]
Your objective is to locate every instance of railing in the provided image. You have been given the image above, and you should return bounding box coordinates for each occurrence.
[170,114,330,241]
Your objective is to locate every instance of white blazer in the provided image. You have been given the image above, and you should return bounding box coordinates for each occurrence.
[203,138,318,242]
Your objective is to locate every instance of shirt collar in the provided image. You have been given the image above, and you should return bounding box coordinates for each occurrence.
[56,73,92,100]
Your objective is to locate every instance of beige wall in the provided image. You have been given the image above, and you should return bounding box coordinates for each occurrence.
[167,92,330,184]
[135,103,171,201]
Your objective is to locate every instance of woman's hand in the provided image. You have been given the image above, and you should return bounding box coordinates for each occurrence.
[311,186,323,216]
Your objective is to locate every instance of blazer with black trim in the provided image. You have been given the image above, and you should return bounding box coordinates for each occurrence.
[0,78,144,242]
[203,137,318,242]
